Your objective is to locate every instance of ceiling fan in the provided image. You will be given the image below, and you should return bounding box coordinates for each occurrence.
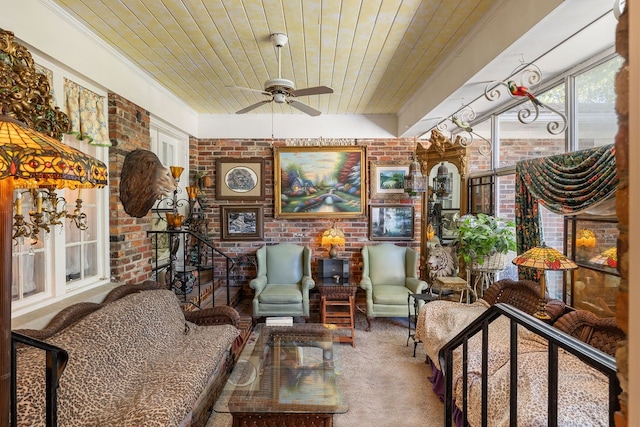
[229,33,333,116]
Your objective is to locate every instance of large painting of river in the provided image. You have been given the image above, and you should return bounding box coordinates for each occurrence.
[274,146,366,219]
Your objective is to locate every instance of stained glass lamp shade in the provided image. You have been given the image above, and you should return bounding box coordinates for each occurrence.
[0,116,108,189]
[589,247,618,268]
[512,243,578,319]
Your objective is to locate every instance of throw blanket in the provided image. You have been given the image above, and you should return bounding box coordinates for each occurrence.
[415,301,610,427]
[16,290,239,426]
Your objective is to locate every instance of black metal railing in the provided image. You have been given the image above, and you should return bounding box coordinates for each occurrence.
[439,303,619,427]
[147,229,235,306]
[11,332,68,427]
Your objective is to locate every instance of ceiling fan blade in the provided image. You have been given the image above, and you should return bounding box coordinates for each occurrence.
[236,99,272,114]
[227,85,271,96]
[290,85,334,97]
[288,100,322,116]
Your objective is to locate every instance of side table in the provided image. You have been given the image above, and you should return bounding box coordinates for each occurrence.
[317,277,357,347]
[434,276,476,304]
[407,293,436,357]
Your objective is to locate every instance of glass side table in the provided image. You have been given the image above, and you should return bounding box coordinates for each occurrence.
[407,293,436,357]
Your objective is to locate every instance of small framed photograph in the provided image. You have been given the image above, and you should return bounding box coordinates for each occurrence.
[370,161,410,199]
[216,157,265,201]
[221,205,264,241]
[369,204,415,241]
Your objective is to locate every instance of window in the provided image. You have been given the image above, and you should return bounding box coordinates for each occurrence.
[11,58,110,316]
[463,56,620,294]
[575,56,623,150]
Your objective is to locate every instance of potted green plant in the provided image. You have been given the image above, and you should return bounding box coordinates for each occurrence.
[455,213,517,270]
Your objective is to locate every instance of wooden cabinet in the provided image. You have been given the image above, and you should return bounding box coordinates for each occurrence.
[564,215,619,318]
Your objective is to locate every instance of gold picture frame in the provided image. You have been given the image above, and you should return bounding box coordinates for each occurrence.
[274,146,366,219]
[370,161,410,199]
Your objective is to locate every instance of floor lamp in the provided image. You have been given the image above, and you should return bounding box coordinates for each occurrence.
[0,116,108,426]
[512,242,578,320]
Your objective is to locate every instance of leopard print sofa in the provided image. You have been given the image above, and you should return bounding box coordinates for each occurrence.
[13,281,241,427]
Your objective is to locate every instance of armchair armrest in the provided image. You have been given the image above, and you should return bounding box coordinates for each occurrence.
[405,277,428,294]
[184,306,241,328]
[249,276,267,294]
[359,277,372,291]
[302,275,315,291]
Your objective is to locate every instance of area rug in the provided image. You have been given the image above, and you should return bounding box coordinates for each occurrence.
[206,313,444,427]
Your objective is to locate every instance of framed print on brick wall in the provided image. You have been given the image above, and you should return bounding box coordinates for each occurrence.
[370,161,410,199]
[220,205,264,241]
[216,157,265,201]
[369,204,414,241]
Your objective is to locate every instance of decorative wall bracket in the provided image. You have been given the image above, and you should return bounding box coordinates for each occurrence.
[484,62,567,135]
[435,105,492,155]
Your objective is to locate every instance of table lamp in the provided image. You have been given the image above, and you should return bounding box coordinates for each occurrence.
[0,116,108,422]
[322,222,345,258]
[512,243,578,320]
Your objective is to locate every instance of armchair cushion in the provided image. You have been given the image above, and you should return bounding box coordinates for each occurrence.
[258,284,303,304]
[372,285,411,305]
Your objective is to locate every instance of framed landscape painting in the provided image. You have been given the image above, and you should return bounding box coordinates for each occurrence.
[370,161,410,199]
[216,157,265,201]
[274,146,366,219]
[220,205,264,241]
[369,204,414,241]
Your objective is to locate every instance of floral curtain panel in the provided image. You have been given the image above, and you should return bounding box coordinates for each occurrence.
[64,78,110,146]
[515,144,617,272]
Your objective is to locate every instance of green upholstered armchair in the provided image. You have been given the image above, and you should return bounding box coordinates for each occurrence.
[359,244,428,331]
[249,243,315,320]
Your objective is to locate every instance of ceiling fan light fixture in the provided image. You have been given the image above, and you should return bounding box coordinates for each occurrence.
[270,33,288,48]
[273,93,286,104]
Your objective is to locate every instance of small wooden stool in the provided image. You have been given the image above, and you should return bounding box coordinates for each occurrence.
[434,276,476,304]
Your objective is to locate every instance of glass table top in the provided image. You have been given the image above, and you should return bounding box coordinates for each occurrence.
[214,323,348,415]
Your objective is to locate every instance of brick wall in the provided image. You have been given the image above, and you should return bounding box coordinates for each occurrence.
[107,93,154,284]
[194,138,424,288]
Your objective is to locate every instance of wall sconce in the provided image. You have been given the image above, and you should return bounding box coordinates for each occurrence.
[404,155,427,198]
[576,229,596,248]
[322,222,346,258]
[433,162,451,199]
[156,166,200,230]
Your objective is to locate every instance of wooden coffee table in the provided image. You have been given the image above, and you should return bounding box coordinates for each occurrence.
[214,323,347,426]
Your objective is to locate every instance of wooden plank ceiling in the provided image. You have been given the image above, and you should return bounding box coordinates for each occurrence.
[50,0,499,116]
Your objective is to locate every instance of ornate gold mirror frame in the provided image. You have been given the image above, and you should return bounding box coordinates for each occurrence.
[416,128,470,279]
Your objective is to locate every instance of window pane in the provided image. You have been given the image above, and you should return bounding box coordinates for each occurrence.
[576,56,623,150]
[466,118,493,174]
[12,250,46,301]
[495,174,517,281]
[66,245,81,282]
[84,243,98,277]
[539,205,565,300]
[498,84,566,168]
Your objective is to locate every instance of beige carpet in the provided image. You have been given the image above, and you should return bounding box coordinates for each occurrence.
[206,313,444,426]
